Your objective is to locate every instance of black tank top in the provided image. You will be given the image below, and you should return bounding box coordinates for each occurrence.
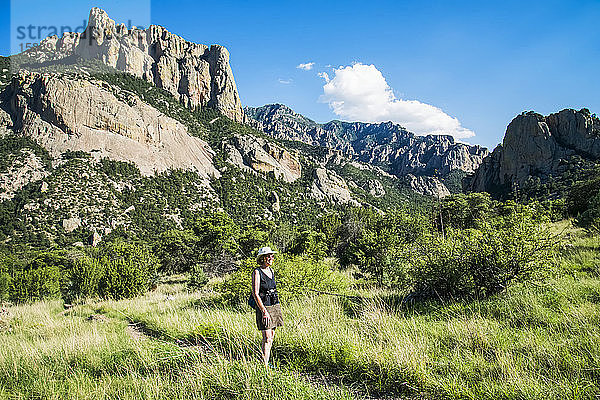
[256,267,279,306]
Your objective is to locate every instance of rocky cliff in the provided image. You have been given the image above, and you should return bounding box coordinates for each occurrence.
[466,108,600,195]
[2,71,220,179]
[223,134,302,183]
[15,8,244,122]
[246,104,488,178]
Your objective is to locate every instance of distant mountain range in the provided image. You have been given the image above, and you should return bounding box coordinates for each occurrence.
[246,104,489,180]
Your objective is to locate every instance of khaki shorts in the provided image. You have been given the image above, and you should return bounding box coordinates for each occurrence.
[256,303,284,330]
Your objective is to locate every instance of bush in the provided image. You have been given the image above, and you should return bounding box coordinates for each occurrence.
[188,264,208,289]
[62,256,104,302]
[275,255,350,299]
[0,272,11,301]
[337,208,429,284]
[98,242,159,299]
[215,254,350,306]
[288,230,328,261]
[153,229,200,274]
[214,258,255,306]
[10,264,61,303]
[0,254,10,301]
[193,212,240,258]
[575,190,600,232]
[238,225,270,258]
[403,210,555,299]
[8,251,72,303]
[436,192,494,230]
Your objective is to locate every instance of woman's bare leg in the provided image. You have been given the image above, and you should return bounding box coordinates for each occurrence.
[261,328,275,366]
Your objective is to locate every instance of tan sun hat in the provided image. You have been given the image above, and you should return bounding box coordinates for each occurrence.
[256,246,277,264]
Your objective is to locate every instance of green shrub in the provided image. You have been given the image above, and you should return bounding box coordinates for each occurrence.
[62,256,104,302]
[215,254,350,306]
[188,264,208,289]
[7,251,72,303]
[575,190,600,232]
[154,229,200,274]
[193,212,240,258]
[9,264,61,303]
[98,242,159,299]
[275,255,350,299]
[0,272,11,301]
[238,225,270,258]
[214,258,255,306]
[0,254,10,301]
[337,208,429,284]
[288,230,328,261]
[403,211,555,299]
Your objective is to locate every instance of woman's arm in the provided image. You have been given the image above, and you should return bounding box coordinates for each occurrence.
[252,269,270,320]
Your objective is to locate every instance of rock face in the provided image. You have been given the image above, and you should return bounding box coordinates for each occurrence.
[311,168,358,205]
[404,174,450,198]
[3,72,220,178]
[0,150,48,200]
[223,134,302,183]
[246,103,488,178]
[17,8,244,122]
[466,109,600,193]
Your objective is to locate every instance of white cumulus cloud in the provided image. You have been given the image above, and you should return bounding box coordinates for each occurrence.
[297,62,315,71]
[319,63,475,139]
[278,78,293,84]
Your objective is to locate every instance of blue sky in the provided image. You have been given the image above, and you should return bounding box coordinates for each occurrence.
[1,0,599,149]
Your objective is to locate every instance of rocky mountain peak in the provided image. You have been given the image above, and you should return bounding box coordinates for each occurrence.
[87,7,116,34]
[466,108,600,195]
[15,8,244,122]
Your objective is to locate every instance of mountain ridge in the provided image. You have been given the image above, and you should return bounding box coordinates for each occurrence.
[13,7,244,122]
[246,103,489,177]
[465,108,600,197]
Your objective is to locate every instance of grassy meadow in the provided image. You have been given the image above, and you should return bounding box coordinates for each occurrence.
[1,223,600,399]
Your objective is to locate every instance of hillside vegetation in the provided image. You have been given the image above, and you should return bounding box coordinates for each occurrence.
[1,222,598,399]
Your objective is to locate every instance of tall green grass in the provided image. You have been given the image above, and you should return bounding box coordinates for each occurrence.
[0,300,352,399]
[1,225,599,399]
[96,276,600,399]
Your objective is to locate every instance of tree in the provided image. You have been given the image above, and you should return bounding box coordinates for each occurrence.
[193,212,240,258]
[153,229,200,274]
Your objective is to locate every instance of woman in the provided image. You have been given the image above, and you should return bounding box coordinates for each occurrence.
[252,246,284,367]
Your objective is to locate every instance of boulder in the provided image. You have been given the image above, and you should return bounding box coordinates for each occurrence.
[405,174,450,198]
[311,168,358,205]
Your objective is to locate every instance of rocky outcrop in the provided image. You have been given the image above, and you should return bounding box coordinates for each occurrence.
[466,109,600,194]
[3,72,220,178]
[0,150,48,200]
[223,134,302,183]
[0,107,12,137]
[311,168,358,205]
[404,174,450,198]
[246,104,488,178]
[62,217,82,233]
[17,8,244,122]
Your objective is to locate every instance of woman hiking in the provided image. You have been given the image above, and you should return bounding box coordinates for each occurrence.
[251,246,284,367]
